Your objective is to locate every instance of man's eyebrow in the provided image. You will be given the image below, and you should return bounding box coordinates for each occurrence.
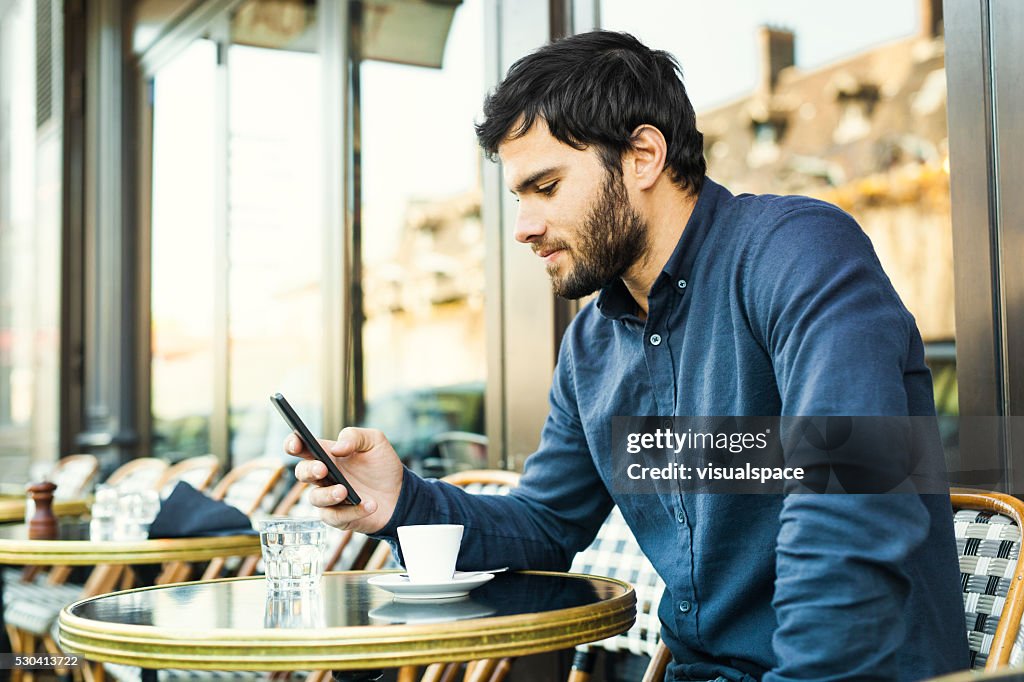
[512,166,564,195]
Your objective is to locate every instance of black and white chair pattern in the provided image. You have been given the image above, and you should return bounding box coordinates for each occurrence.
[952,491,1024,671]
[566,505,666,682]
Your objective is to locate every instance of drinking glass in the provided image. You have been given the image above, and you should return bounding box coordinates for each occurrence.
[258,517,326,593]
[90,484,119,541]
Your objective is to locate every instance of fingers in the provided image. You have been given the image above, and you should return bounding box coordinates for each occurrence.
[283,434,338,458]
[307,482,350,507]
[320,500,378,531]
[306,482,377,513]
[294,458,329,484]
[330,427,383,458]
[284,434,305,456]
[306,484,378,530]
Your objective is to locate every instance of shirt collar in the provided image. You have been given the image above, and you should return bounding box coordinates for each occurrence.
[596,176,731,321]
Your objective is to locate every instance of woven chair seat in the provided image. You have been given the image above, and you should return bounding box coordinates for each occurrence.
[104,665,286,682]
[3,568,84,636]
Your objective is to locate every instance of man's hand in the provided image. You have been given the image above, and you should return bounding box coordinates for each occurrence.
[286,427,404,534]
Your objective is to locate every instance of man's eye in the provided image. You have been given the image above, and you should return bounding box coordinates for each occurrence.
[538,182,558,196]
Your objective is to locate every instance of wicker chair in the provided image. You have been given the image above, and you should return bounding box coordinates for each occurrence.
[104,457,169,491]
[565,506,666,682]
[156,454,221,498]
[48,453,100,499]
[604,491,1024,681]
[157,457,285,585]
[952,490,1024,670]
[6,455,165,681]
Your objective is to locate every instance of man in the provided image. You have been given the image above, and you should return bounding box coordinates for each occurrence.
[290,31,968,680]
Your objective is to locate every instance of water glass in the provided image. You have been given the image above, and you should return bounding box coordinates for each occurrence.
[137,489,161,535]
[258,518,326,593]
[89,485,118,541]
[115,489,150,536]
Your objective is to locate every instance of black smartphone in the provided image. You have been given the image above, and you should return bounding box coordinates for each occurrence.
[271,392,362,506]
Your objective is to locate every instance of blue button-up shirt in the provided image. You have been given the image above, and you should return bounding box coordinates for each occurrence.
[377,178,969,680]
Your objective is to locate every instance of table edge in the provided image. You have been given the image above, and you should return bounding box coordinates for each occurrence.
[58,570,638,670]
[0,533,260,565]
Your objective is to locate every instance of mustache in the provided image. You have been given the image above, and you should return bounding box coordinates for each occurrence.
[531,239,571,257]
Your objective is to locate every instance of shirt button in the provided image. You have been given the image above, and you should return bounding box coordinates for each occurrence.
[650,334,662,346]
[675,508,685,523]
[677,279,687,289]
[678,600,691,614]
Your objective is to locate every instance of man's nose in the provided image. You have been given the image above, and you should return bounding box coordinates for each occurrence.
[513,208,545,244]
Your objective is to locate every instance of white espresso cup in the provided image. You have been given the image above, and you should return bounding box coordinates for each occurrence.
[397,524,464,583]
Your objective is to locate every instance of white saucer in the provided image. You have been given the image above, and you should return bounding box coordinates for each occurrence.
[367,572,495,600]
[368,599,496,624]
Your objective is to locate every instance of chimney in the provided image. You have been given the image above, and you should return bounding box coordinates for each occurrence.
[757,26,795,94]
[920,0,943,38]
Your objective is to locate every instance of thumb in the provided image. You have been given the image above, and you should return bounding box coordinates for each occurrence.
[330,427,379,457]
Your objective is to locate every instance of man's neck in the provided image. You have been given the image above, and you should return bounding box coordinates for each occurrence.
[623,183,699,318]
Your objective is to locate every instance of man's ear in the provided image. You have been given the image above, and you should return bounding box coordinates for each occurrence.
[625,124,668,191]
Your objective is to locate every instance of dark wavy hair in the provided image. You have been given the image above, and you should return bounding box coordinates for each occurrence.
[475,31,705,195]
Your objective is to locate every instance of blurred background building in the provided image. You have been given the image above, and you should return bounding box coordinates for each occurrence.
[0,0,1021,491]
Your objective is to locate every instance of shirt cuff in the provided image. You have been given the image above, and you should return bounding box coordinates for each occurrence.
[370,467,435,542]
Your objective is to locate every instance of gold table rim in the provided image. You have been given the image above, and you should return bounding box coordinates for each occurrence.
[0,532,260,565]
[58,570,638,670]
[0,497,90,523]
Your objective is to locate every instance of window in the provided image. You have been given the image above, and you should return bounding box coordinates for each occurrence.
[0,0,62,476]
[150,40,218,460]
[356,0,487,476]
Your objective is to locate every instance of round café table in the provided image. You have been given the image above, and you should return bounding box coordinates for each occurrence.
[58,570,636,671]
[0,496,90,523]
[0,521,261,682]
[0,522,259,566]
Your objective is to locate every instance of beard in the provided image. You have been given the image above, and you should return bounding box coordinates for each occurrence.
[541,171,649,300]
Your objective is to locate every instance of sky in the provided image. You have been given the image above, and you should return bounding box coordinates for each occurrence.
[599,0,918,110]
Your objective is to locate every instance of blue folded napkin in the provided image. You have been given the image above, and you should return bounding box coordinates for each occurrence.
[148,481,256,539]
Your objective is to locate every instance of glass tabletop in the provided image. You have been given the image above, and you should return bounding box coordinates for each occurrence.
[59,571,637,670]
[68,570,620,629]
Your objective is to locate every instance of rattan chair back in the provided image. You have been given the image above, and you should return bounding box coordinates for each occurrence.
[49,454,100,499]
[105,458,168,491]
[156,455,221,497]
[953,490,1024,670]
[209,457,285,515]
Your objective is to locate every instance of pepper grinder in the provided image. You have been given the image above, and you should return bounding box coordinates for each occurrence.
[27,481,58,540]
